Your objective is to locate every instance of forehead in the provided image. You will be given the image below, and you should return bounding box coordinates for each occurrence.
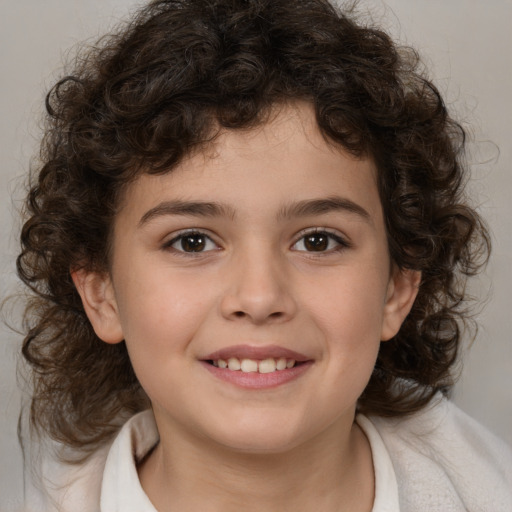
[117,102,382,225]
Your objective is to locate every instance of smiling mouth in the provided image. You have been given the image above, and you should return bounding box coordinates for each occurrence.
[207,357,299,374]
[201,345,312,388]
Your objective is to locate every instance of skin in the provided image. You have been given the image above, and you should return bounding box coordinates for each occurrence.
[74,102,420,511]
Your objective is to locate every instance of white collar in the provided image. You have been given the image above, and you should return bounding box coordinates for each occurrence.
[356,414,400,511]
[100,410,399,512]
[101,410,159,512]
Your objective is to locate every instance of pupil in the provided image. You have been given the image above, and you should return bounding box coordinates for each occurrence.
[305,234,328,251]
[182,234,205,252]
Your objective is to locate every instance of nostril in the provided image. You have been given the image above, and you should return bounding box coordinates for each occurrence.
[232,310,284,320]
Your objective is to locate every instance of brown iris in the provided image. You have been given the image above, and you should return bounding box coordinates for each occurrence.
[304,233,329,251]
[180,233,206,252]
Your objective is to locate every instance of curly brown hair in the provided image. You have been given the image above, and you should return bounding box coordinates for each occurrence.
[18,0,490,458]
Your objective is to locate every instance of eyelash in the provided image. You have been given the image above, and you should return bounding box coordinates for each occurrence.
[291,228,351,254]
[163,230,220,255]
[162,228,350,255]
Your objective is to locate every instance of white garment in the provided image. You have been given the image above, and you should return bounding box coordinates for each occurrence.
[25,397,512,512]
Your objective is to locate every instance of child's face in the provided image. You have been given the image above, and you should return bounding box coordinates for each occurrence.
[77,102,419,454]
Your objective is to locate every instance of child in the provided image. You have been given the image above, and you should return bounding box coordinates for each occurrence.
[17,0,512,510]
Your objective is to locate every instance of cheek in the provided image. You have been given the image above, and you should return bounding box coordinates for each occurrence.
[115,276,217,397]
[303,268,389,339]
[299,266,389,390]
[112,266,219,374]
[115,260,213,327]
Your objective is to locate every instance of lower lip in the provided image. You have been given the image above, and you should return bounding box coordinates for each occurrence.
[200,361,313,389]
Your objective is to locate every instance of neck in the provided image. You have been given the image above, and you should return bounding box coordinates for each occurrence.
[138,414,374,512]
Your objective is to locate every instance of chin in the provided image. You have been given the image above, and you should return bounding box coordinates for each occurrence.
[218,434,304,455]
[205,413,316,455]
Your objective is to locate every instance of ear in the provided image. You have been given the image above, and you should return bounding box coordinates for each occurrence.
[380,267,421,341]
[71,269,124,344]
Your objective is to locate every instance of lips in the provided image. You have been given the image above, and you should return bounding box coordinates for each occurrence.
[200,345,313,389]
[203,344,310,362]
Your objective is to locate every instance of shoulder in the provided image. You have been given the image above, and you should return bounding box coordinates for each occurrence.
[367,395,512,512]
[24,410,156,512]
[24,439,110,512]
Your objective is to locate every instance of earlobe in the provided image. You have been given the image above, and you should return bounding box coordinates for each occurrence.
[71,269,124,344]
[381,267,421,341]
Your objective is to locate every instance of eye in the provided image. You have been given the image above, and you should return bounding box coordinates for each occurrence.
[166,231,219,253]
[292,230,349,253]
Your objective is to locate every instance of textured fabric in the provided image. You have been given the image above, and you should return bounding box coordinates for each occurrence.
[25,397,512,512]
[370,396,512,511]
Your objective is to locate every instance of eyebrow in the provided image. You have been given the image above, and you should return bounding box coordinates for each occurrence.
[278,196,372,223]
[138,195,372,227]
[138,200,236,226]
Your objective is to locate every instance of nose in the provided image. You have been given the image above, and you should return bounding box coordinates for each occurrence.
[219,247,297,325]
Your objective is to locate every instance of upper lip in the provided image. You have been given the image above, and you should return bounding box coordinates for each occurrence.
[202,345,311,362]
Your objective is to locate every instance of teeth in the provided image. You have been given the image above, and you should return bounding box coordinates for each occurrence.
[259,358,277,374]
[276,357,287,371]
[213,357,297,373]
[228,357,241,371]
[240,359,258,373]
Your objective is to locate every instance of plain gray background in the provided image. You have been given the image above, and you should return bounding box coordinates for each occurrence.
[1,1,511,510]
